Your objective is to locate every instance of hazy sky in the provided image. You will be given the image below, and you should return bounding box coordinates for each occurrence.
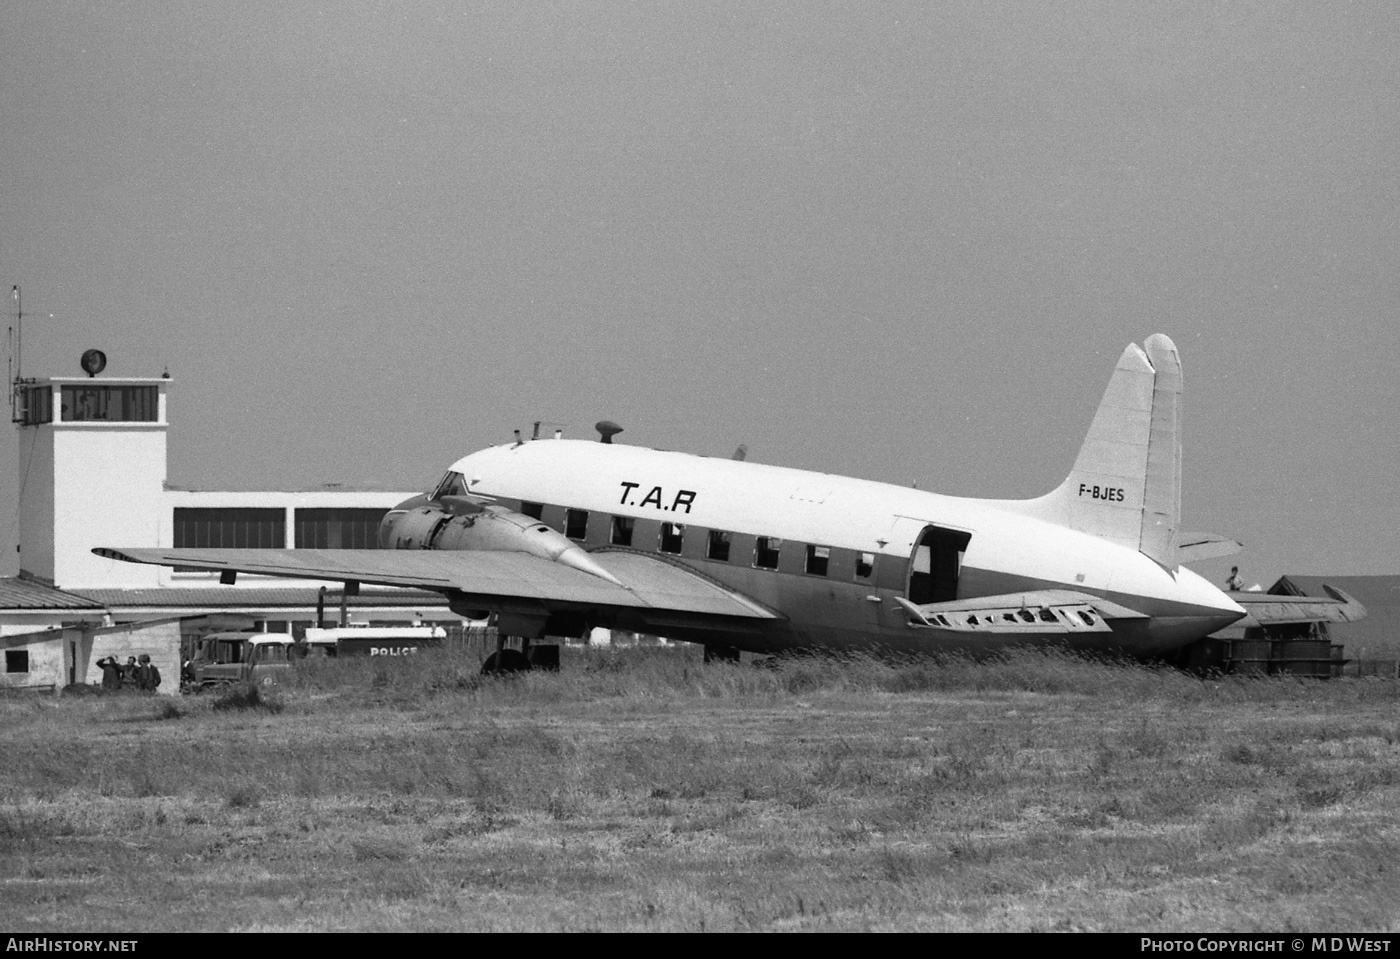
[3,1,1397,584]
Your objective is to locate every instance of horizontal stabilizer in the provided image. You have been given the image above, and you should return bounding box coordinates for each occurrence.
[1177,531,1243,563]
[1230,585,1368,629]
[894,589,1147,635]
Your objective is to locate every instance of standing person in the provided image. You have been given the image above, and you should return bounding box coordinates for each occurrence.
[122,656,139,688]
[1225,566,1244,592]
[135,654,161,692]
[96,656,122,690]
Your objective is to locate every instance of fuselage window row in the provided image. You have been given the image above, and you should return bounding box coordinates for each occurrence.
[512,501,880,583]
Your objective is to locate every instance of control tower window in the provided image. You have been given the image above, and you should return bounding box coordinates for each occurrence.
[431,471,468,500]
[16,386,52,425]
[60,385,157,422]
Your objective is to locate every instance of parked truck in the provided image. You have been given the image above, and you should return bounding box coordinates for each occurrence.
[184,632,295,689]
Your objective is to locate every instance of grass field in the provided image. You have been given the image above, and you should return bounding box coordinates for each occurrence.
[3,645,1399,932]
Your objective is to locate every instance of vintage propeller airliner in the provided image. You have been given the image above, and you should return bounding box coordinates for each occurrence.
[97,335,1364,670]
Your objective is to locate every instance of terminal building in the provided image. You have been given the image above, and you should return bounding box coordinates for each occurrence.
[1,370,460,693]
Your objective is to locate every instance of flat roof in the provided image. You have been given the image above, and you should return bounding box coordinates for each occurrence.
[38,376,172,384]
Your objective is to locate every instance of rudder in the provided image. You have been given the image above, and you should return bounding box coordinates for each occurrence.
[1019,335,1182,568]
[1139,334,1182,568]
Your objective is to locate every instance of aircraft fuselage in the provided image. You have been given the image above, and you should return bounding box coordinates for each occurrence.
[381,439,1244,658]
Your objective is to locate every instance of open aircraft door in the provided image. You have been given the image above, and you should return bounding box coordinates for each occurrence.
[882,517,973,609]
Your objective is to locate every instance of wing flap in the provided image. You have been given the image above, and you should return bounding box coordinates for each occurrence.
[894,589,1147,634]
[588,551,779,618]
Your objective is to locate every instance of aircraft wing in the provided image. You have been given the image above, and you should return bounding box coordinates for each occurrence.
[91,547,782,622]
[1228,585,1367,629]
[894,589,1148,635]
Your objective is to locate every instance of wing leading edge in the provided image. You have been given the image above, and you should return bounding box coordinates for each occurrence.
[91,547,782,621]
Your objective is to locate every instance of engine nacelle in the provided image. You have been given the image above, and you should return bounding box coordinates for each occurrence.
[379,502,620,585]
[379,505,446,550]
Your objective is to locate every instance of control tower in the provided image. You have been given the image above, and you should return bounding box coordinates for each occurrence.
[14,373,171,588]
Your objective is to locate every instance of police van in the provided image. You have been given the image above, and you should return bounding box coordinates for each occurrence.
[300,623,447,660]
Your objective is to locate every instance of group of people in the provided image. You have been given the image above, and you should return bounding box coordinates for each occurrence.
[95,654,162,692]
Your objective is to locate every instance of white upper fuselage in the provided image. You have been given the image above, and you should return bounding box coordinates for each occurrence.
[446,439,1243,656]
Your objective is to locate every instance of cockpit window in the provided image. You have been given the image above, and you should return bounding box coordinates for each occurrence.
[431,471,468,500]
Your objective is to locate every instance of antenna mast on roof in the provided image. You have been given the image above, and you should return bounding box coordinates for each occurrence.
[8,286,18,423]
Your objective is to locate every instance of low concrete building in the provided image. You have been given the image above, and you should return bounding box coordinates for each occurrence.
[1,620,180,695]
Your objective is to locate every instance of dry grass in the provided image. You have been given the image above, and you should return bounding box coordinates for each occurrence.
[2,645,1399,931]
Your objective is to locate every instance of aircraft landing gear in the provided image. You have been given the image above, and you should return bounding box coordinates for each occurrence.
[482,632,531,675]
[481,648,531,675]
[479,634,561,674]
[703,644,741,665]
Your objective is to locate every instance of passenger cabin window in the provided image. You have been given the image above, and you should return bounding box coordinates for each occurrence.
[707,529,731,561]
[520,501,544,520]
[755,536,781,570]
[611,515,634,547]
[855,552,875,580]
[565,509,588,541]
[805,544,830,576]
[660,523,684,554]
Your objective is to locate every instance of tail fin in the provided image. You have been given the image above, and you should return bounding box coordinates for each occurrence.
[1020,334,1182,568]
